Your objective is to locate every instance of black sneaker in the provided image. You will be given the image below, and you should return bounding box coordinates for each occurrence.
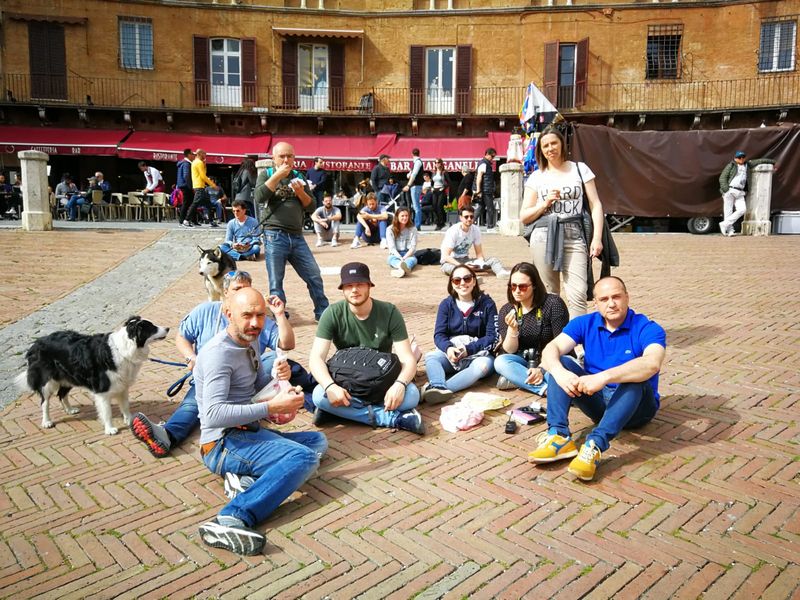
[210,221,220,228]
[312,407,335,427]
[395,409,426,435]
[198,519,265,556]
[130,413,171,458]
[423,385,452,405]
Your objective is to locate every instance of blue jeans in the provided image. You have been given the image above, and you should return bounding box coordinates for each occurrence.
[387,254,418,272]
[544,356,658,452]
[354,220,387,243]
[66,195,86,220]
[494,353,548,396]
[164,353,280,446]
[424,350,494,393]
[263,229,329,320]
[312,384,420,428]
[203,427,327,528]
[410,185,423,228]
[220,242,261,261]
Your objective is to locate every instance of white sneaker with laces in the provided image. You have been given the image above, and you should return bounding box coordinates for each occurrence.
[316,238,324,247]
[331,238,339,247]
[351,238,362,249]
[390,268,405,278]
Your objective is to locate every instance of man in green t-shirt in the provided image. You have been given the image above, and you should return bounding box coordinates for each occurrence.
[254,141,329,321]
[309,262,424,434]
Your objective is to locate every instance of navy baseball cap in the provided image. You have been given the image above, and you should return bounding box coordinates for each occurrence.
[734,151,746,158]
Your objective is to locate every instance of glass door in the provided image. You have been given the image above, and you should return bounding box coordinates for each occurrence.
[299,43,329,112]
[426,47,455,114]
[211,38,241,107]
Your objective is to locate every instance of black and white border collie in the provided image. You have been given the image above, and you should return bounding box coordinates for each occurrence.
[15,316,169,435]
[198,245,237,302]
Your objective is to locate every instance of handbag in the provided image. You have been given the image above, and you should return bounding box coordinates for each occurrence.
[326,347,402,405]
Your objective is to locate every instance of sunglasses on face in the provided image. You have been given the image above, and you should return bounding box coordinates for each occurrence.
[509,283,531,292]
[247,346,260,371]
[461,214,475,220]
[452,274,474,285]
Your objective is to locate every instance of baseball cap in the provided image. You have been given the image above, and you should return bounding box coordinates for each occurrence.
[734,151,746,158]
[338,262,374,289]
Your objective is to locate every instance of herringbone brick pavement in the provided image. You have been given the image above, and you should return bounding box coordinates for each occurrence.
[1,229,799,599]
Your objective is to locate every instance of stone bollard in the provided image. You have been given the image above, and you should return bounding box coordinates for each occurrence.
[741,163,774,236]
[19,150,52,231]
[498,162,524,236]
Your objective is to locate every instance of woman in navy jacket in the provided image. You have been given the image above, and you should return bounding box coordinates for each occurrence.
[422,265,498,404]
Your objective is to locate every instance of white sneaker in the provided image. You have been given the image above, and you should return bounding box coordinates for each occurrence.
[380,239,388,249]
[400,261,412,275]
[496,269,511,279]
[316,238,324,247]
[351,238,363,249]
[390,268,405,278]
[331,238,339,247]
[719,223,728,236]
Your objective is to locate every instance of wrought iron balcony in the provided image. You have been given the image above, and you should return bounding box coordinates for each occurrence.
[2,73,797,117]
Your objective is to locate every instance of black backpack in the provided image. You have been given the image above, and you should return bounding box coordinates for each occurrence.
[326,347,402,405]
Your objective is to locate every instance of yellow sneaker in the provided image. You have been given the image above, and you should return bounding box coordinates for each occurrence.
[527,432,578,464]
[568,440,602,481]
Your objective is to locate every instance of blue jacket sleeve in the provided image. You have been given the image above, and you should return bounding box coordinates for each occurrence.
[466,294,498,356]
[433,298,454,352]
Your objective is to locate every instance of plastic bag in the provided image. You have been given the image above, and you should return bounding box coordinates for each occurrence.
[251,350,296,424]
[439,402,484,433]
[460,391,511,412]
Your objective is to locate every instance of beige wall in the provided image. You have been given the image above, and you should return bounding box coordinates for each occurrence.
[1,0,797,113]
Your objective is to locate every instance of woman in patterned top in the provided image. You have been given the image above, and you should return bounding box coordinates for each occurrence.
[494,262,569,396]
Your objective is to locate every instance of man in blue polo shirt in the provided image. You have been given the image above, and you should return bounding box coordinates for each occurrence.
[530,276,666,481]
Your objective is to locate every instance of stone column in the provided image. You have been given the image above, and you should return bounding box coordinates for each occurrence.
[498,162,524,236]
[741,163,774,236]
[18,150,52,231]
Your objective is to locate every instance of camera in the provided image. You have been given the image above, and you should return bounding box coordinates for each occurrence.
[522,348,540,369]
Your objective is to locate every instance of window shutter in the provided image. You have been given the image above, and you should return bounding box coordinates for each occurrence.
[282,39,298,109]
[455,45,472,115]
[409,45,425,115]
[329,42,345,111]
[543,40,559,107]
[30,22,66,100]
[242,38,257,106]
[575,37,589,107]
[193,36,209,106]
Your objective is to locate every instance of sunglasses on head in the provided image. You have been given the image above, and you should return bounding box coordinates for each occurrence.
[246,346,260,371]
[224,270,251,280]
[509,283,531,292]
[452,274,474,285]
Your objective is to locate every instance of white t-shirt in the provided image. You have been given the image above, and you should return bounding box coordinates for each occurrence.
[730,164,747,190]
[524,161,595,220]
[441,223,481,262]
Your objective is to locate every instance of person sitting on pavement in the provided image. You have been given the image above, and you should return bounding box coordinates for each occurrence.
[195,287,327,556]
[351,192,390,249]
[220,200,261,262]
[529,276,666,481]
[494,262,569,395]
[718,150,776,237]
[312,192,342,247]
[422,265,498,404]
[309,262,425,435]
[386,206,418,278]
[440,206,510,278]
[130,270,312,462]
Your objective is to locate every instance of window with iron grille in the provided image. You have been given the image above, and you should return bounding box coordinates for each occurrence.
[119,17,153,70]
[646,25,682,79]
[759,19,797,72]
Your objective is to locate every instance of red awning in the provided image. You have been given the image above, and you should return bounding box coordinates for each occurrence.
[118,131,271,165]
[269,133,395,171]
[0,126,129,156]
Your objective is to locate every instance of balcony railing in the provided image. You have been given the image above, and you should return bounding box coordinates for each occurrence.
[2,73,798,117]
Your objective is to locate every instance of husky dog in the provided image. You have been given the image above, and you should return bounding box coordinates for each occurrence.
[198,245,237,301]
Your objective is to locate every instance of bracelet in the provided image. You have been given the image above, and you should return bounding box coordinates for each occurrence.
[324,382,336,391]
[395,380,408,388]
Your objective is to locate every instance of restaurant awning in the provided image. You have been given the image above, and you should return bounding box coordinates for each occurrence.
[270,133,395,171]
[0,126,129,156]
[387,134,508,172]
[117,131,271,165]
